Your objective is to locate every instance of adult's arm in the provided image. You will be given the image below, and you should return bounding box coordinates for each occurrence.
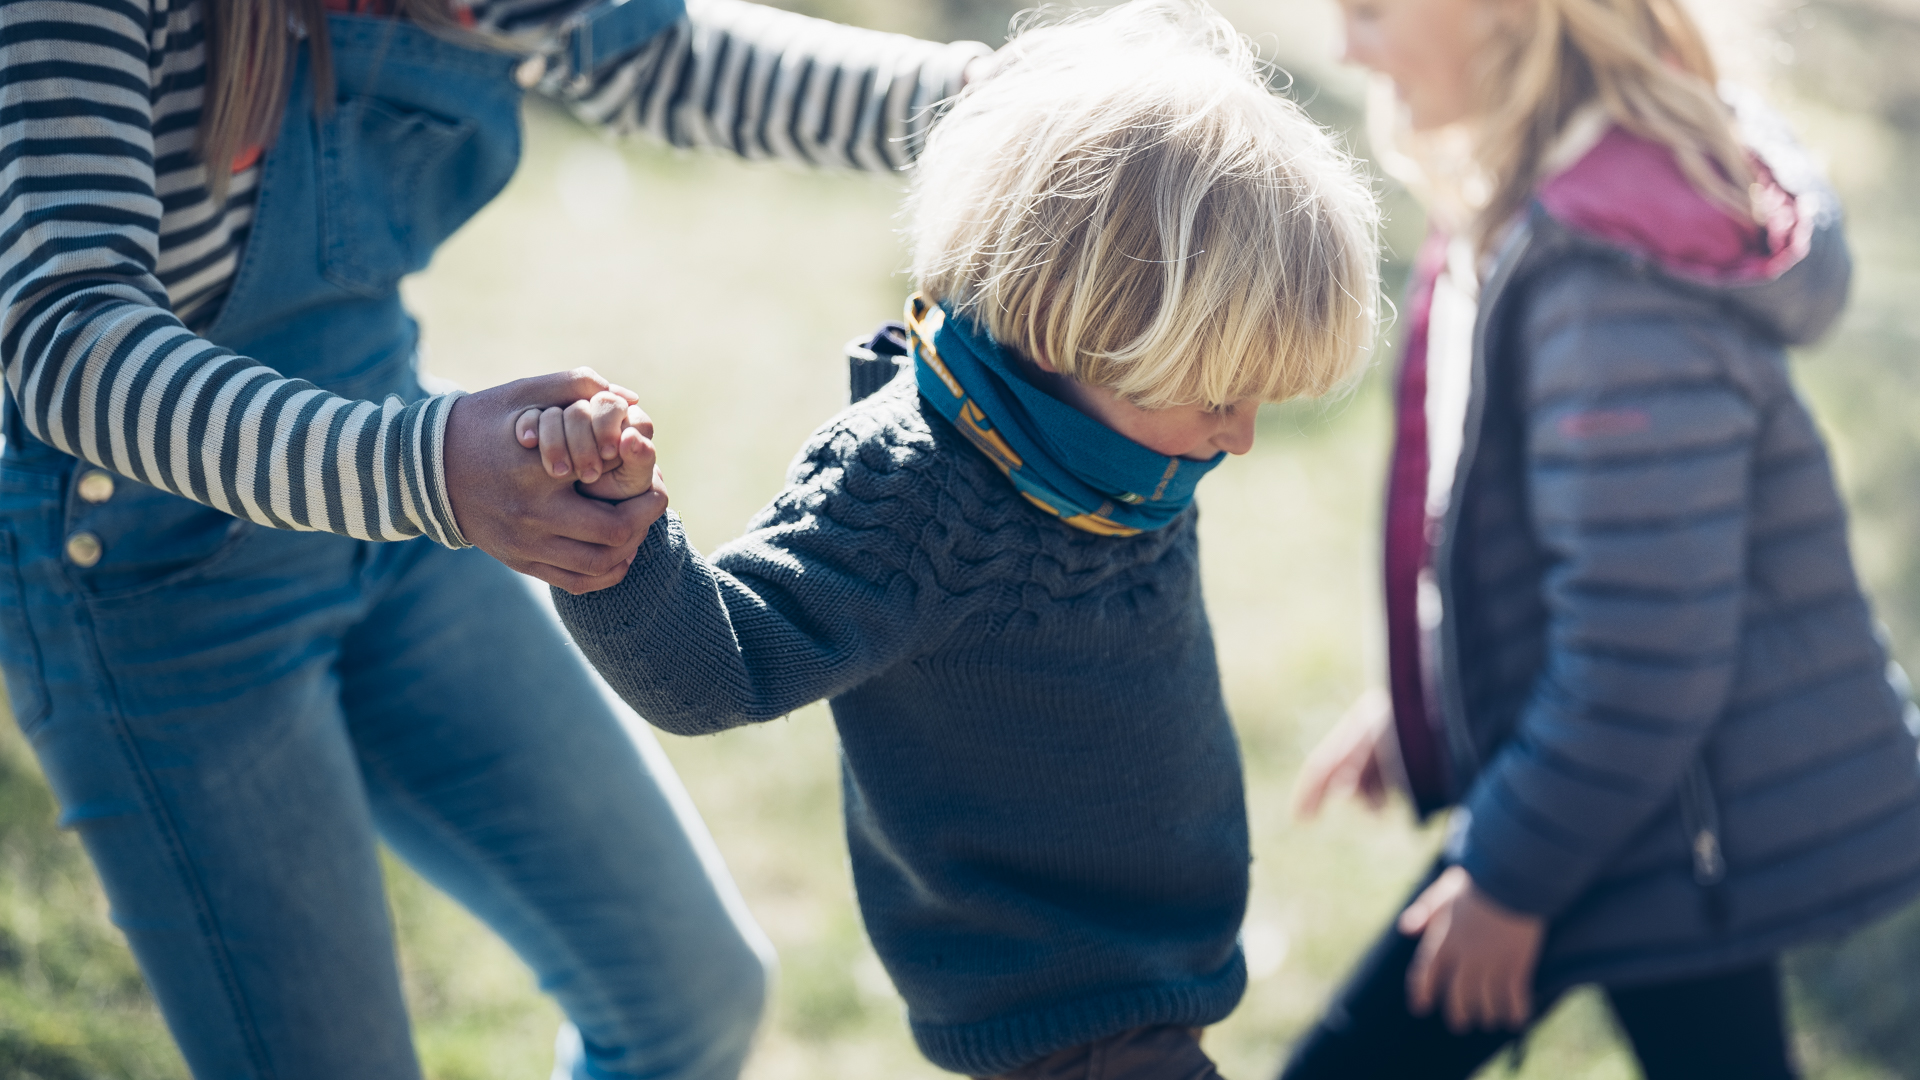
[1452,260,1761,919]
[545,0,991,170]
[1,0,451,543]
[0,1,655,585]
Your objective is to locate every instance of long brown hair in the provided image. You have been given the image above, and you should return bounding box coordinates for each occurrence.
[199,0,459,199]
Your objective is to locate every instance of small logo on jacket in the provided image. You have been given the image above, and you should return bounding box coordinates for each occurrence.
[1558,408,1652,439]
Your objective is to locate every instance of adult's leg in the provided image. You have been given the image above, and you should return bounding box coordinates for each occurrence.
[7,508,424,1080]
[1277,863,1525,1080]
[1605,961,1797,1080]
[339,543,771,1080]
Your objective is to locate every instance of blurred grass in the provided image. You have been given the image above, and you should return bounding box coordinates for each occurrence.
[5,1,1920,1078]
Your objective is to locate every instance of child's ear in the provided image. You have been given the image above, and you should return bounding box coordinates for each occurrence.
[1030,350,1063,375]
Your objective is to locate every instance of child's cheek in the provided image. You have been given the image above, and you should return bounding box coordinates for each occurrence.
[1134,408,1218,459]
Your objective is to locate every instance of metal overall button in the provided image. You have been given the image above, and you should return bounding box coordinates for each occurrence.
[77,470,115,503]
[66,531,103,568]
[514,54,546,89]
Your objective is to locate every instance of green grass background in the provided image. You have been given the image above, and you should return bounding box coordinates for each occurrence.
[6,1,1920,1077]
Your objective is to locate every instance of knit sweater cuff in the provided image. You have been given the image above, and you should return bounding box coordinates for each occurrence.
[908,951,1246,1076]
[554,511,683,631]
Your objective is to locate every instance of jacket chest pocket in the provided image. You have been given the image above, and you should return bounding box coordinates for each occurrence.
[318,97,481,296]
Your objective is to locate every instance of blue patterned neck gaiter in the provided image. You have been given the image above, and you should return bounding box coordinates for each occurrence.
[908,294,1225,537]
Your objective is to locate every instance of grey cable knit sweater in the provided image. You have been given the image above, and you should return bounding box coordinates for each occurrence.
[555,373,1249,1076]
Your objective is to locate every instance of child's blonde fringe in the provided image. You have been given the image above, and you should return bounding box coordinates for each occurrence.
[907,0,1382,410]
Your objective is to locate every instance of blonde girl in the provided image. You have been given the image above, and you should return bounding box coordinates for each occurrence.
[1287,1,1920,1077]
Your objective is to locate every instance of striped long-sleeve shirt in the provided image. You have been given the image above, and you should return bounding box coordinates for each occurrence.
[0,0,988,546]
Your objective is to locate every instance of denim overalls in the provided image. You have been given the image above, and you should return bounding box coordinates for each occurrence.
[0,13,767,1080]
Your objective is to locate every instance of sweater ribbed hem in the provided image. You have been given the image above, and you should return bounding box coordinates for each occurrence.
[909,952,1247,1076]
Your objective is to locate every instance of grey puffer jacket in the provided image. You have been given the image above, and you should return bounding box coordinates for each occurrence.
[1430,121,1920,993]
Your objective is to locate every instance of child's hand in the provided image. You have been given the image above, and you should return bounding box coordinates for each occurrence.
[514,390,636,485]
[516,394,664,504]
[1399,866,1545,1033]
[1293,687,1394,818]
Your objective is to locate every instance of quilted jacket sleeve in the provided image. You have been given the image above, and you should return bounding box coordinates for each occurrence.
[1454,258,1765,918]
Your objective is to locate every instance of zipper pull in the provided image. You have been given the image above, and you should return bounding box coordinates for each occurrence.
[1681,762,1732,929]
[1692,827,1725,884]
[1693,829,1732,928]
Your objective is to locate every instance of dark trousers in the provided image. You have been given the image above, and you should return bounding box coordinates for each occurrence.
[979,1026,1223,1080]
[1279,886,1797,1080]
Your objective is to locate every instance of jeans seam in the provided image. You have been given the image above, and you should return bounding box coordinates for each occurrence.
[76,608,282,1080]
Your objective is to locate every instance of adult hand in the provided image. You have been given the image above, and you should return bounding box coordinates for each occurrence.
[1293,687,1395,818]
[1399,866,1545,1033]
[443,368,667,594]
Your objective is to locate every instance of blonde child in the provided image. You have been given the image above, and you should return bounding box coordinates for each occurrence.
[526,3,1379,1076]
[1287,1,1920,1077]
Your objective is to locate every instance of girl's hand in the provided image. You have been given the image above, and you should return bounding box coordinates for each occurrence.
[1399,866,1544,1033]
[1293,687,1394,818]
[514,390,639,484]
[517,395,663,503]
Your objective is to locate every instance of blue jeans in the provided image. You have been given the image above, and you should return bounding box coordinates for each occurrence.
[0,458,770,1080]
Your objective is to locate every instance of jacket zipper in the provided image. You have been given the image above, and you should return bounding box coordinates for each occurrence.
[1433,220,1536,796]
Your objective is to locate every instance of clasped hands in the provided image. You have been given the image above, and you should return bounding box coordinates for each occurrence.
[512,390,661,503]
[442,368,663,595]
[1294,690,1546,1035]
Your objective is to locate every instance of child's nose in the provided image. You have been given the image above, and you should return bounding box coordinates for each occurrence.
[1215,410,1257,455]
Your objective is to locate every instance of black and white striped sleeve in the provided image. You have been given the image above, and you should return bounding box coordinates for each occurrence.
[1,0,466,547]
[551,0,991,170]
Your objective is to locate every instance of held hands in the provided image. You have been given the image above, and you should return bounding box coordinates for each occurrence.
[515,392,666,504]
[1400,866,1545,1033]
[444,368,669,595]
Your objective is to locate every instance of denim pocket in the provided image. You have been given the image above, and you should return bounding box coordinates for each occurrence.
[67,482,257,603]
[319,96,477,296]
[0,528,50,733]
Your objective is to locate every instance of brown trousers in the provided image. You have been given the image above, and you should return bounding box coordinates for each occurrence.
[975,1026,1225,1080]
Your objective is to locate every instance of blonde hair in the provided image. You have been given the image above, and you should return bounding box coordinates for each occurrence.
[1389,0,1755,253]
[908,0,1381,410]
